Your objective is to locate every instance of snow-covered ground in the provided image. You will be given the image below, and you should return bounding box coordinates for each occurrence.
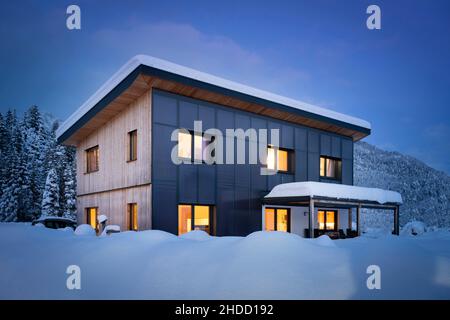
[0,223,449,299]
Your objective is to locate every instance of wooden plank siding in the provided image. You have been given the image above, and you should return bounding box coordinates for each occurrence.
[75,88,152,231]
[77,185,152,230]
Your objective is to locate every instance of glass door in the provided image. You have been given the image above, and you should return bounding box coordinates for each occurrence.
[178,204,212,235]
[264,207,290,232]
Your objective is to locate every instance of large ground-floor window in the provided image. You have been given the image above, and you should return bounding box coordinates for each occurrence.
[178,204,213,235]
[317,210,337,231]
[264,207,290,232]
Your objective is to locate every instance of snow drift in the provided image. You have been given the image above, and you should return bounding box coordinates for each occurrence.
[0,223,449,299]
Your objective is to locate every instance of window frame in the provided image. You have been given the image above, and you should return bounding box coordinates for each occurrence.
[177,204,215,235]
[264,207,291,232]
[127,130,137,162]
[266,146,295,174]
[85,145,99,174]
[319,155,342,181]
[317,209,338,231]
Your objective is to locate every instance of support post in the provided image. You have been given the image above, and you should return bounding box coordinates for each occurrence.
[262,205,265,231]
[348,208,352,232]
[309,199,315,238]
[356,204,361,236]
[394,206,400,235]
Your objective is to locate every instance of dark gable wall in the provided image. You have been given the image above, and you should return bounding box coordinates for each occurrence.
[152,89,353,236]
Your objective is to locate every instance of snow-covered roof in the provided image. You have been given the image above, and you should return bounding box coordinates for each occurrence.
[265,181,402,205]
[56,55,371,141]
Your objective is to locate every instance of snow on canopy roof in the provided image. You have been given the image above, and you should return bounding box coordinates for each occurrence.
[56,55,371,140]
[265,181,402,205]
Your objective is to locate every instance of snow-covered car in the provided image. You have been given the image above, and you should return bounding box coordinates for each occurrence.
[32,217,77,230]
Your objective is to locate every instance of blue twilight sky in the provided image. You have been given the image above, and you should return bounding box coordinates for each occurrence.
[0,0,449,173]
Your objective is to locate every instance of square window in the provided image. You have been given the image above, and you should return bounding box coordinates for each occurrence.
[267,147,293,173]
[320,156,342,180]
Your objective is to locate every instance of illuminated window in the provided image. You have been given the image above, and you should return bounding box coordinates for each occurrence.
[178,131,192,160]
[320,156,342,180]
[178,204,213,235]
[177,131,214,163]
[86,207,98,231]
[128,203,138,231]
[264,208,290,232]
[277,209,289,232]
[317,210,337,231]
[128,130,137,161]
[265,208,275,231]
[267,147,293,173]
[178,205,192,235]
[194,205,210,233]
[86,146,99,173]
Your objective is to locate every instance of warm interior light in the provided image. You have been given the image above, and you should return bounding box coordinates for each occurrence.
[178,132,192,159]
[318,210,325,230]
[194,134,203,161]
[131,204,138,231]
[265,208,275,231]
[178,205,192,235]
[318,210,336,230]
[88,208,97,229]
[326,211,335,230]
[320,157,326,177]
[276,209,288,232]
[267,147,276,170]
[277,149,288,172]
[194,205,210,233]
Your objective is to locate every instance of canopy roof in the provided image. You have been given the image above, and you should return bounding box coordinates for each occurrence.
[264,181,402,206]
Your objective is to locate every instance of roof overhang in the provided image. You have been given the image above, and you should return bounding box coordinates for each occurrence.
[57,55,371,145]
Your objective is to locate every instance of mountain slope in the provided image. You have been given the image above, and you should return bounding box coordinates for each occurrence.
[354,141,450,228]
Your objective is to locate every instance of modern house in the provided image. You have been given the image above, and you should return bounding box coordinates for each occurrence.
[57,55,401,238]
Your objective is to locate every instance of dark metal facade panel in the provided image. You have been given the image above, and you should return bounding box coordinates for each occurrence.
[308,131,319,153]
[152,89,354,236]
[281,124,294,149]
[178,165,198,203]
[342,158,353,185]
[307,152,320,181]
[295,150,308,182]
[331,136,342,158]
[179,100,197,129]
[153,93,178,126]
[295,127,308,152]
[198,165,216,204]
[342,138,353,160]
[320,134,331,156]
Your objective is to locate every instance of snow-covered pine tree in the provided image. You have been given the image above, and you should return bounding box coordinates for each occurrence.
[0,113,8,221]
[1,110,23,221]
[22,105,47,219]
[46,119,69,216]
[40,168,60,218]
[62,162,77,220]
[0,106,77,222]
